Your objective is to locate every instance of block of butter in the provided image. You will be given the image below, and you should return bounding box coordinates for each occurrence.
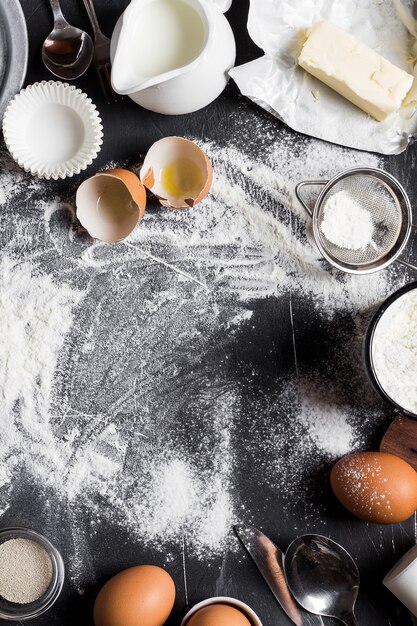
[298,20,414,121]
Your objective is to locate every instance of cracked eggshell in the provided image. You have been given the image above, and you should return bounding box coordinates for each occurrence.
[140,137,213,209]
[76,169,146,243]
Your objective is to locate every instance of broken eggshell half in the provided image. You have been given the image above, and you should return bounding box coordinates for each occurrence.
[76,169,147,243]
[140,137,213,209]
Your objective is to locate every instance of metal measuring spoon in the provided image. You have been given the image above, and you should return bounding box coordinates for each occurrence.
[42,0,94,80]
[284,534,360,626]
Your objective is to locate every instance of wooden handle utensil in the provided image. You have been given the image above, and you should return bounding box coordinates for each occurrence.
[380,416,417,472]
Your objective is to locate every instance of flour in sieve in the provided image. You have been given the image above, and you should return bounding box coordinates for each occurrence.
[321,191,374,251]
[372,288,417,414]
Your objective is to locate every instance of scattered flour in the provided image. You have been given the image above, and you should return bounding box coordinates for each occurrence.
[132,458,233,551]
[298,396,356,457]
[121,136,389,315]
[321,190,374,251]
[0,120,411,588]
[0,257,82,423]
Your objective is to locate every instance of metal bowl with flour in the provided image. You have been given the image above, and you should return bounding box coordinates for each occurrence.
[365,282,417,420]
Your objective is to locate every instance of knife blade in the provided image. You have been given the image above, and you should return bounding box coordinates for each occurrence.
[234,525,324,626]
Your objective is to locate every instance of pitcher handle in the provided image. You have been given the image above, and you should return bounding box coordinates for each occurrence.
[295,180,328,217]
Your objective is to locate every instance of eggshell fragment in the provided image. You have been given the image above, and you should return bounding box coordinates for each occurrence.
[76,169,146,243]
[187,604,252,626]
[141,137,213,209]
[94,565,175,626]
[331,451,417,524]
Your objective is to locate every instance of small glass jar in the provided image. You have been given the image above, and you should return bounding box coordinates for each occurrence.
[0,527,65,620]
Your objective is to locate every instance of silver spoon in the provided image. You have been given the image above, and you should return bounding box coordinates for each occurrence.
[284,534,360,626]
[42,0,94,80]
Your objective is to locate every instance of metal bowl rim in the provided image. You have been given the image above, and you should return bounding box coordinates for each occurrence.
[364,281,417,420]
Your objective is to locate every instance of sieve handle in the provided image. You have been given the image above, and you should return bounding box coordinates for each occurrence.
[396,223,417,271]
[397,259,417,271]
[295,180,328,217]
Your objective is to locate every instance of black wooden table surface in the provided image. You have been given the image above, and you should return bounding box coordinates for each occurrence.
[1,1,417,625]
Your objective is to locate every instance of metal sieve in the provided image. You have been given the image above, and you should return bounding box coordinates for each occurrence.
[296,167,417,275]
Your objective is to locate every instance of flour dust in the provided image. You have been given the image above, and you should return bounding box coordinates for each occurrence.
[0,122,410,590]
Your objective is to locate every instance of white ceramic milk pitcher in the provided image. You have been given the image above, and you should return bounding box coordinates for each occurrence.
[110,0,236,115]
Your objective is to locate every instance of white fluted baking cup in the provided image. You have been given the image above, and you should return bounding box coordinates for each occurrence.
[2,81,103,180]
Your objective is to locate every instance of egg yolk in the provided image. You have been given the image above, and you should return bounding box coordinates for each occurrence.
[160,158,203,199]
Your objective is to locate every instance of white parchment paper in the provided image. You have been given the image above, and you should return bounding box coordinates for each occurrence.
[210,0,232,12]
[230,0,417,154]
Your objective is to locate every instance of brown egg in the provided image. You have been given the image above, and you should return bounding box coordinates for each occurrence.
[187,604,252,626]
[331,452,417,524]
[94,565,175,626]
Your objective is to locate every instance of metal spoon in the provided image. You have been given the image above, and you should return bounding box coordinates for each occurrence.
[284,534,360,626]
[42,0,94,80]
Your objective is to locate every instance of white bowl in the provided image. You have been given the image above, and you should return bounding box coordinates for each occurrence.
[2,81,103,180]
[181,596,263,626]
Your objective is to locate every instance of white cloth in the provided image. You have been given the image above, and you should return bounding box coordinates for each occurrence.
[210,0,232,12]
